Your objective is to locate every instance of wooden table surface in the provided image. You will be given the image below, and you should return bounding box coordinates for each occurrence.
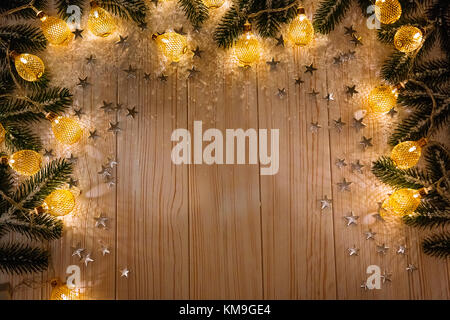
[1,2,449,300]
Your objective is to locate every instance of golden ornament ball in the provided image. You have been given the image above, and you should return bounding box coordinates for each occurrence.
[203,0,225,8]
[87,1,116,37]
[234,21,261,67]
[381,188,423,217]
[368,84,398,113]
[153,32,188,62]
[288,7,314,46]
[391,138,427,169]
[43,189,75,216]
[39,13,73,45]
[375,0,402,24]
[49,115,83,145]
[13,53,45,82]
[394,25,423,53]
[50,279,81,300]
[7,150,42,176]
[0,122,5,144]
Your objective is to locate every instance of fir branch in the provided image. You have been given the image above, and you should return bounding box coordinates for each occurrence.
[1,211,63,241]
[214,1,249,48]
[371,156,429,189]
[381,51,414,85]
[0,24,47,60]
[412,59,450,89]
[422,231,450,258]
[0,0,47,20]
[0,243,49,274]
[313,0,352,35]
[98,0,147,24]
[252,0,298,38]
[3,123,42,152]
[403,211,450,229]
[0,165,14,215]
[178,0,209,29]
[424,143,450,183]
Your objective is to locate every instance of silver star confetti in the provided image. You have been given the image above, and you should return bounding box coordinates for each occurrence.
[88,129,100,140]
[304,63,317,74]
[360,136,373,150]
[101,245,110,256]
[101,101,115,113]
[309,89,319,97]
[348,246,359,256]
[266,58,280,71]
[83,253,94,267]
[108,122,121,134]
[397,245,406,255]
[77,77,90,89]
[143,73,151,81]
[333,118,346,132]
[98,165,112,178]
[124,65,137,79]
[344,212,359,226]
[277,88,287,99]
[192,46,203,58]
[364,229,376,240]
[344,25,357,36]
[275,35,284,47]
[67,153,78,164]
[73,108,85,119]
[310,122,321,133]
[376,243,389,255]
[337,178,352,192]
[86,55,96,65]
[346,85,358,97]
[126,107,138,118]
[158,74,168,82]
[335,158,347,169]
[352,117,366,132]
[106,158,118,168]
[324,93,334,102]
[351,160,364,173]
[120,268,130,277]
[295,77,304,85]
[94,213,108,229]
[319,195,332,210]
[43,149,54,158]
[406,264,417,272]
[72,247,85,259]
[381,270,392,283]
[72,28,83,39]
[187,66,200,79]
[116,35,129,47]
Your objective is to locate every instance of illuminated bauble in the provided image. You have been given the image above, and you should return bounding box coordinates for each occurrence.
[288,7,314,46]
[13,53,45,82]
[87,1,116,37]
[234,21,261,67]
[48,114,83,145]
[153,32,188,62]
[50,279,80,300]
[8,150,42,176]
[203,0,225,8]
[391,138,427,169]
[0,123,5,144]
[43,190,75,216]
[381,188,423,217]
[368,84,398,113]
[375,0,402,24]
[394,25,423,53]
[38,12,73,45]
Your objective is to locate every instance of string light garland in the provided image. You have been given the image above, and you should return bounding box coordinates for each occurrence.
[394,25,423,53]
[381,188,426,217]
[50,279,80,300]
[234,21,261,67]
[87,1,116,37]
[152,31,188,62]
[38,11,73,45]
[36,189,75,216]
[391,138,427,169]
[368,84,398,113]
[288,7,314,46]
[374,0,402,24]
[1,150,42,176]
[10,51,45,82]
[46,113,83,145]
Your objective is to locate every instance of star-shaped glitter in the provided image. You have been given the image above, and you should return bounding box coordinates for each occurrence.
[397,245,406,255]
[158,74,168,82]
[126,107,138,118]
[115,103,123,112]
[73,108,85,119]
[346,85,358,97]
[351,34,363,46]
[101,101,115,113]
[381,270,392,283]
[344,25,357,37]
[72,247,85,259]
[334,118,346,132]
[319,195,332,210]
[295,77,304,85]
[352,117,366,132]
[348,246,359,256]
[304,63,317,74]
[98,165,112,177]
[310,122,321,133]
[333,55,342,65]
[106,176,116,188]
[360,136,373,150]
[116,35,129,47]
[275,35,284,47]
[72,28,83,39]
[335,158,347,169]
[406,264,417,272]
[83,253,94,267]
[387,107,398,118]
[88,129,100,140]
[174,26,186,35]
[143,73,151,81]
[67,153,78,164]
[344,212,359,226]
[364,229,376,240]
[106,158,118,168]
[347,50,356,60]
[43,149,54,158]
[277,88,287,98]
[351,160,364,173]
[86,55,96,65]
[376,243,389,255]
[266,58,280,71]
[108,122,121,134]
[309,89,319,97]
[192,46,203,58]
[337,178,352,192]
[360,281,369,290]
[94,213,108,229]
[77,77,90,89]
[68,177,78,188]
[124,65,137,79]
[324,93,334,102]
[187,66,200,79]
[120,268,130,277]
[101,246,110,256]
[138,21,147,31]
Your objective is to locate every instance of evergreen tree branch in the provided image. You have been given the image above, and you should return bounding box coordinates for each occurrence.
[1,211,63,241]
[178,0,209,29]
[313,0,352,35]
[3,123,42,152]
[98,0,147,24]
[422,231,450,258]
[0,243,49,274]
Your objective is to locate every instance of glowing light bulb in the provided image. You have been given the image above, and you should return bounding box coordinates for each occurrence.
[203,0,225,8]
[394,25,423,53]
[38,12,73,45]
[87,1,116,37]
[41,189,75,216]
[153,32,188,62]
[47,113,83,145]
[368,84,398,113]
[288,7,314,46]
[391,138,427,169]
[381,188,424,217]
[234,21,261,67]
[12,52,45,82]
[50,279,81,300]
[0,122,5,144]
[375,0,402,24]
[1,150,42,176]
